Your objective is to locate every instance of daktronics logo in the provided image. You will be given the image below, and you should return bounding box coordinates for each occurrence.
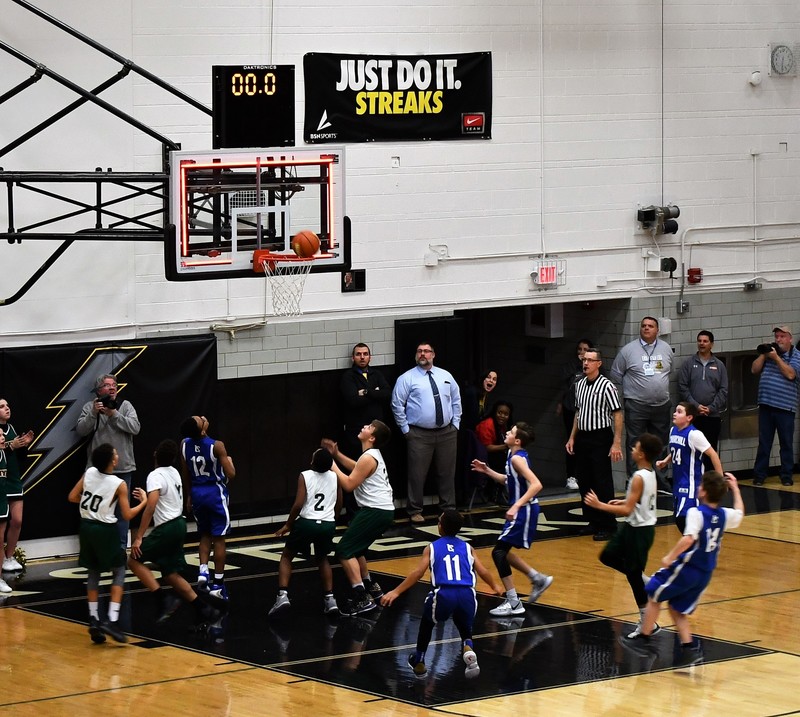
[462,113,485,134]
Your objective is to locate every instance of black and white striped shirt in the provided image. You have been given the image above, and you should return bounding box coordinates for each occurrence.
[574,374,622,431]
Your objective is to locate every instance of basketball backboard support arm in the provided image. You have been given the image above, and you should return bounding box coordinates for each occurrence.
[0,2,211,305]
[167,147,350,281]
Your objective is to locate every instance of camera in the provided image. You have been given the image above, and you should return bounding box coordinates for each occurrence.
[756,342,779,355]
[96,394,117,410]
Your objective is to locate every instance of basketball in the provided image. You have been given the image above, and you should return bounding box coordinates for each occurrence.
[291,230,320,258]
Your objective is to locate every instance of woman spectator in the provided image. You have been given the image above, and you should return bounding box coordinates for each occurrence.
[0,398,34,572]
[462,370,499,431]
[475,401,513,503]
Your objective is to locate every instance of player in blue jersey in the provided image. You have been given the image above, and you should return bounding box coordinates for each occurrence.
[656,402,722,533]
[622,470,744,667]
[180,415,235,601]
[471,422,554,616]
[381,509,503,678]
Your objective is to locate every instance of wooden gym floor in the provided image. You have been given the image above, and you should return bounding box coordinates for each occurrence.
[1,478,798,716]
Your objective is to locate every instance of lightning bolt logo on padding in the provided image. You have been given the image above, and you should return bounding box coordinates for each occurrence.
[22,346,146,491]
[317,111,332,131]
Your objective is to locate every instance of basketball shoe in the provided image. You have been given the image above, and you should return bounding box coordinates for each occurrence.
[528,574,553,603]
[490,599,525,617]
[463,642,480,679]
[269,592,290,616]
[407,653,427,678]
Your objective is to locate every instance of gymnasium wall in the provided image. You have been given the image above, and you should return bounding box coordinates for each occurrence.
[1,0,798,346]
[1,1,799,561]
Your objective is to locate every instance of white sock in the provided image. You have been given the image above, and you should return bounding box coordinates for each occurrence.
[88,601,100,619]
[506,588,519,603]
[108,602,121,622]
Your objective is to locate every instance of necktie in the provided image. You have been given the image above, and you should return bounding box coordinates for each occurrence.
[427,371,444,426]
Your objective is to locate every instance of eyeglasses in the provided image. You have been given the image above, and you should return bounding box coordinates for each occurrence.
[582,358,601,363]
[416,349,433,354]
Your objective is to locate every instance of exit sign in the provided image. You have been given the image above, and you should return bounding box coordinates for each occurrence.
[531,260,565,288]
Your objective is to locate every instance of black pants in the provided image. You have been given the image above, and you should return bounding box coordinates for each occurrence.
[562,409,577,479]
[574,428,617,534]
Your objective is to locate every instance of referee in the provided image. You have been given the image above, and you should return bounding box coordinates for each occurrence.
[565,349,624,541]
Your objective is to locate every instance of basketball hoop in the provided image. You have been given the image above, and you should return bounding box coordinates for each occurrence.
[253,250,314,316]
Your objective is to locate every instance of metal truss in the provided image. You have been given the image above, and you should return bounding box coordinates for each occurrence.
[0,0,211,305]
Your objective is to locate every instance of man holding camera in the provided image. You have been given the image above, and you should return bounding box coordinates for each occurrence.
[752,325,800,486]
[76,374,141,547]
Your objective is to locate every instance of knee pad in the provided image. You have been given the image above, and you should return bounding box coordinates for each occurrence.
[111,564,126,588]
[491,544,511,579]
[86,570,101,593]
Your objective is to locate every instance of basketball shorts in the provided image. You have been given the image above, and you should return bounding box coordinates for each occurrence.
[336,507,394,560]
[139,517,188,576]
[79,519,126,571]
[498,503,539,549]
[286,517,336,559]
[422,585,477,630]
[602,523,655,574]
[191,483,231,537]
[646,561,711,615]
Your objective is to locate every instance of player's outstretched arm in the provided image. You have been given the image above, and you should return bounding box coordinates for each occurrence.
[214,440,236,480]
[67,475,85,503]
[705,447,723,474]
[321,438,357,472]
[381,546,430,606]
[118,482,147,521]
[337,452,378,493]
[131,489,160,559]
[473,552,504,596]
[470,458,506,483]
[276,475,307,537]
[725,472,744,516]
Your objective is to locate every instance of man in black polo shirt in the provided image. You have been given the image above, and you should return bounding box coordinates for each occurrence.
[339,343,391,519]
[566,349,624,541]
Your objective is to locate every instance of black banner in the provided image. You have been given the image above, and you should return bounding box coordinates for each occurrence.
[1,335,217,540]
[304,52,492,143]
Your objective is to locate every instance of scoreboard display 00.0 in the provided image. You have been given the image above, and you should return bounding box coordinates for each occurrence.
[212,65,295,148]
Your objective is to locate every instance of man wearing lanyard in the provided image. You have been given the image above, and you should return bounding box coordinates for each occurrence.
[392,342,462,524]
[611,317,673,475]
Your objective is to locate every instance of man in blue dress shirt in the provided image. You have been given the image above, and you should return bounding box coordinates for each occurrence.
[392,342,462,523]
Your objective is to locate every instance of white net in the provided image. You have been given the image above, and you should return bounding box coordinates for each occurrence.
[259,253,314,316]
